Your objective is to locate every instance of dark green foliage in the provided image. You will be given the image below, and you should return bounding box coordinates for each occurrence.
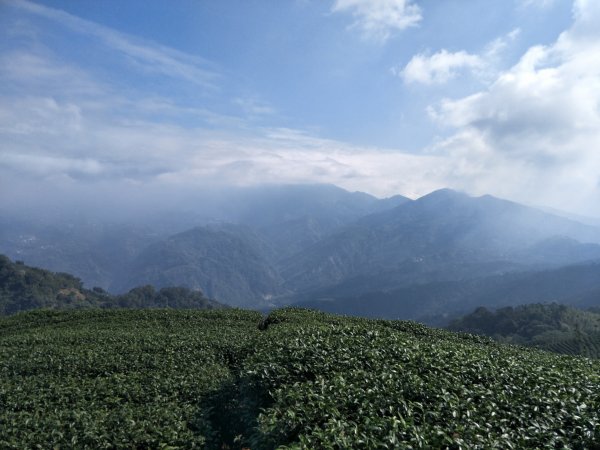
[239,309,600,449]
[0,254,103,315]
[1,308,598,448]
[449,303,600,358]
[0,308,262,449]
[0,255,224,315]
[115,285,222,310]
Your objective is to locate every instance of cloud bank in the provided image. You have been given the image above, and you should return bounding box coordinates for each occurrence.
[428,0,600,214]
[1,0,600,218]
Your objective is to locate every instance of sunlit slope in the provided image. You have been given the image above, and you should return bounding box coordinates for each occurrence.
[0,308,598,449]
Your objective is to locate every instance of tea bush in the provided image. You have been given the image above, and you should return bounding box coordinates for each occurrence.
[241,309,599,449]
[1,307,598,449]
[0,309,261,448]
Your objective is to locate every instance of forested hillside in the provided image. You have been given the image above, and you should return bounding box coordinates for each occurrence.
[0,255,223,315]
[449,303,600,358]
[0,308,598,448]
[294,260,600,321]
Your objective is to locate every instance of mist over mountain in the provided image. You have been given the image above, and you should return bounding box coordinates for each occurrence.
[115,224,284,307]
[295,260,600,323]
[0,218,161,290]
[281,188,600,292]
[238,184,410,260]
[2,184,600,315]
[1,184,409,306]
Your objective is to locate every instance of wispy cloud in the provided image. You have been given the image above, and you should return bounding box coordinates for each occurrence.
[0,49,105,99]
[233,96,276,117]
[331,0,422,42]
[11,0,218,88]
[483,28,521,62]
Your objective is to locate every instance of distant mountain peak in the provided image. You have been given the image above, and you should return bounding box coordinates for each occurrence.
[416,188,470,204]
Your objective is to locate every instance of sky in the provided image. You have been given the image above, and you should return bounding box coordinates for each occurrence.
[0,0,599,216]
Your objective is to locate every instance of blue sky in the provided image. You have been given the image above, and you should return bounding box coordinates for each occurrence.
[1,0,599,215]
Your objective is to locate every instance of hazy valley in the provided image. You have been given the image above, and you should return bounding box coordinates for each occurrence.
[4,184,600,321]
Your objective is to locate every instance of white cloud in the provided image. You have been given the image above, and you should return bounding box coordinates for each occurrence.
[0,85,448,198]
[427,0,600,214]
[331,0,422,42]
[3,0,600,218]
[399,50,484,85]
[0,52,449,200]
[397,28,521,86]
[0,153,104,177]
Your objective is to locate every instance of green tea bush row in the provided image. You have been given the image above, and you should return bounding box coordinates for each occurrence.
[1,307,598,449]
[0,309,262,449]
[242,309,600,449]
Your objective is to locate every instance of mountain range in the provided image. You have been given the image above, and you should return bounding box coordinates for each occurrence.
[2,184,600,315]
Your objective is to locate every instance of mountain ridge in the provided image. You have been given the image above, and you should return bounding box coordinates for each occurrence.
[293,259,600,322]
[3,184,600,315]
[280,188,600,293]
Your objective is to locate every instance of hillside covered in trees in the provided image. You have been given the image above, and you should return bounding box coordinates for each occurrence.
[0,254,223,315]
[449,303,600,358]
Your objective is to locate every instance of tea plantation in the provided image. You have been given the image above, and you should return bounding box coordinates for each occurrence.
[1,308,598,449]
